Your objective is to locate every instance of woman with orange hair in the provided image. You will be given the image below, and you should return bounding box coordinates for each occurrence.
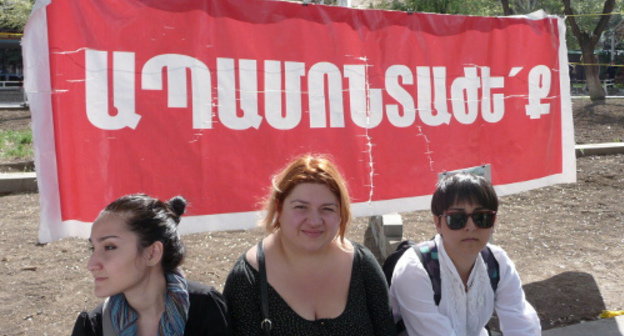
[224,154,395,336]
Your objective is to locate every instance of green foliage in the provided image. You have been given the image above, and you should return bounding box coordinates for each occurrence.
[371,0,621,20]
[369,0,622,58]
[376,0,502,15]
[508,0,563,15]
[564,0,621,51]
[0,0,33,33]
[0,129,32,160]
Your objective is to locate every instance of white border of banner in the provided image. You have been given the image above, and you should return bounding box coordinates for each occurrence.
[23,0,66,243]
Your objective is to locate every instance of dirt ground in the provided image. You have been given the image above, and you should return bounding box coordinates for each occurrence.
[0,99,623,335]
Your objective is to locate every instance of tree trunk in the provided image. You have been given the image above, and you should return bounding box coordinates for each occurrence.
[582,51,605,102]
[563,0,615,102]
[500,0,513,15]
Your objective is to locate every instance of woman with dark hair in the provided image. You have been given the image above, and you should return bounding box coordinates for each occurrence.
[223,154,396,336]
[71,194,231,336]
[389,173,540,336]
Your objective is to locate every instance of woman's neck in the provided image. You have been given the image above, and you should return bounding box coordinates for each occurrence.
[123,269,167,317]
[444,244,478,287]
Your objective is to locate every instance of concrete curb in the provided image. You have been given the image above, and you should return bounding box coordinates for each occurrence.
[0,142,623,194]
[0,103,28,109]
[0,172,37,194]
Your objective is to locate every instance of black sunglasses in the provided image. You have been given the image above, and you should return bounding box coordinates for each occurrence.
[441,210,497,230]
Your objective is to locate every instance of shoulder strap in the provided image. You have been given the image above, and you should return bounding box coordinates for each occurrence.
[480,246,500,292]
[414,240,442,305]
[415,241,501,306]
[256,241,272,336]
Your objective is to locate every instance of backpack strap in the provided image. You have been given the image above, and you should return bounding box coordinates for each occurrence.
[414,241,500,305]
[480,246,500,292]
[393,240,498,334]
[414,240,442,305]
[382,240,416,285]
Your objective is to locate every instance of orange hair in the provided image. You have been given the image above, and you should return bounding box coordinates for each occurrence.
[261,154,351,241]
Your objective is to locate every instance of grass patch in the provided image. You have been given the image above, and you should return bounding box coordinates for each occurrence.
[0,129,33,161]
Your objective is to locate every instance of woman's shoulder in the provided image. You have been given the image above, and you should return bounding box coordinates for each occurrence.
[223,250,259,294]
[350,240,387,272]
[485,242,513,263]
[187,281,227,309]
[350,241,372,258]
[485,242,521,280]
[186,281,232,335]
[391,243,428,277]
[188,281,225,300]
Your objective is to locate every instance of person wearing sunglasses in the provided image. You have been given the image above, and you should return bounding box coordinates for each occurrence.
[389,173,541,336]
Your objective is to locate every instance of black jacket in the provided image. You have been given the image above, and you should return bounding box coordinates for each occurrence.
[71,281,231,336]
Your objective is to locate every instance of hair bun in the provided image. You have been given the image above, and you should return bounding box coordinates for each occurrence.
[167,196,187,220]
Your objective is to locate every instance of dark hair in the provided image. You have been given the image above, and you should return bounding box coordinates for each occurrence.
[102,194,187,272]
[431,173,498,216]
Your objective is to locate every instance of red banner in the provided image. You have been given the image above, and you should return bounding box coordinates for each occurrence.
[23,0,575,242]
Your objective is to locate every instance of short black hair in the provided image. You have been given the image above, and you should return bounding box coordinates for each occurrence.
[431,173,498,216]
[103,194,187,273]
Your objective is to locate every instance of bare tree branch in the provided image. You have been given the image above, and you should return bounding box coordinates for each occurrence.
[562,0,587,46]
[591,0,616,44]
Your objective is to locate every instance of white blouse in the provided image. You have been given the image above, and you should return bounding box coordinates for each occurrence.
[389,235,541,336]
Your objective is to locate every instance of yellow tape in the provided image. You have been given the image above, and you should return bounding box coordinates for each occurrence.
[599,310,624,319]
[569,62,624,67]
[566,12,624,17]
[0,32,23,38]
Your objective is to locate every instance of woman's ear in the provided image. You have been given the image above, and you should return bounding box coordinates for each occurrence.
[144,241,164,266]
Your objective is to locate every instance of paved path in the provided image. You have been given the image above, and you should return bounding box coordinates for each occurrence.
[543,315,624,336]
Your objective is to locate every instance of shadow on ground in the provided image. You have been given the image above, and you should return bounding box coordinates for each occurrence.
[488,271,606,332]
[524,271,605,330]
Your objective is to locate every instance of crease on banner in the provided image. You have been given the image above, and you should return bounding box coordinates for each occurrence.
[343,53,377,209]
[415,125,435,171]
[51,47,90,55]
[362,56,375,207]
[417,69,439,175]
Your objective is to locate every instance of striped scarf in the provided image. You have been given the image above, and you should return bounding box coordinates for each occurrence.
[108,271,190,336]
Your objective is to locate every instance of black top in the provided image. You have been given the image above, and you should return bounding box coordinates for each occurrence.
[71,281,232,336]
[223,242,396,336]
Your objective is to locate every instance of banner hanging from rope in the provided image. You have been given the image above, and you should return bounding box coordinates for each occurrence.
[23,0,575,242]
